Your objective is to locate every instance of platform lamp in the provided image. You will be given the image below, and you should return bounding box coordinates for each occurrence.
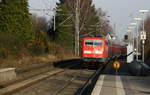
[127,28,135,63]
[134,17,142,60]
[129,23,137,49]
[127,28,133,45]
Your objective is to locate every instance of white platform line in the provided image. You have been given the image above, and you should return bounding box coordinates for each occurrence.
[91,75,105,95]
[116,76,126,95]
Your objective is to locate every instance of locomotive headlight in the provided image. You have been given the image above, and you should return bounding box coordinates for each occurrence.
[95,50,103,54]
[84,50,92,54]
[134,49,137,51]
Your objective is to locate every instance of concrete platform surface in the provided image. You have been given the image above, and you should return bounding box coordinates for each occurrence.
[91,74,150,95]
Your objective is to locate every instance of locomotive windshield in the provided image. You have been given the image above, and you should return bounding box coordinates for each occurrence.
[85,39,103,46]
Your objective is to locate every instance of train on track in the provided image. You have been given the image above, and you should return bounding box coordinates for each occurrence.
[81,37,127,65]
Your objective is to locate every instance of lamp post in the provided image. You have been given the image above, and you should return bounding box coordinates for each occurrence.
[127,29,134,63]
[127,29,132,43]
[130,23,137,49]
[139,9,149,62]
[127,27,133,46]
[139,10,149,31]
[134,17,142,60]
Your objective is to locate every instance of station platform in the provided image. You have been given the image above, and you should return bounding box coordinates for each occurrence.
[91,74,150,95]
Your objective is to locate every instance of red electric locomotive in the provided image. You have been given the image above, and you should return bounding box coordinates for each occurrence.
[81,37,126,64]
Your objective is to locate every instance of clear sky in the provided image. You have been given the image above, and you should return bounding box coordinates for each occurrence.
[93,0,150,39]
[29,0,150,39]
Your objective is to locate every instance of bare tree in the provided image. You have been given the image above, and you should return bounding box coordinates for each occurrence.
[96,8,113,36]
[31,15,48,32]
[31,14,48,41]
[65,0,93,55]
[55,0,112,55]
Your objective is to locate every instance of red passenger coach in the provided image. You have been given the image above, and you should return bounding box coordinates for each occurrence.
[81,37,126,64]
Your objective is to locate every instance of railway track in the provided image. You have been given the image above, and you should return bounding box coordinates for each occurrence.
[10,64,95,95]
[52,69,85,95]
[0,58,106,95]
[0,62,79,95]
[75,64,107,95]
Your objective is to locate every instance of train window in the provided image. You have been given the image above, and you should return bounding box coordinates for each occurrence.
[94,42,102,46]
[93,40,103,46]
[85,40,93,46]
[85,39,103,46]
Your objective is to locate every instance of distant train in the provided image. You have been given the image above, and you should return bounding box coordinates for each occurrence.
[81,37,126,64]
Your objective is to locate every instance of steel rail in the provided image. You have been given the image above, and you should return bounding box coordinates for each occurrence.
[0,63,79,95]
[75,65,106,95]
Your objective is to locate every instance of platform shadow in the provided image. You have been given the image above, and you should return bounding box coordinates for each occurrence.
[53,58,98,70]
